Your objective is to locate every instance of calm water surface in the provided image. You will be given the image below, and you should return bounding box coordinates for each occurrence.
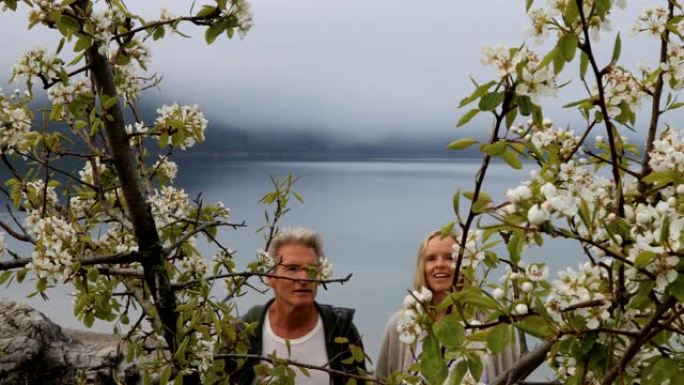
[3,159,582,359]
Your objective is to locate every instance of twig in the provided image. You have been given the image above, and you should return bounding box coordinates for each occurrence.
[575,0,624,218]
[601,296,676,385]
[214,353,381,384]
[161,220,246,256]
[174,272,353,290]
[640,1,675,187]
[42,64,93,89]
[0,219,34,243]
[0,250,139,271]
[489,341,554,385]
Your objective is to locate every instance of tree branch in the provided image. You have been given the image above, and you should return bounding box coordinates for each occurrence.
[215,353,380,384]
[161,220,246,256]
[601,296,676,385]
[489,341,554,385]
[640,1,675,187]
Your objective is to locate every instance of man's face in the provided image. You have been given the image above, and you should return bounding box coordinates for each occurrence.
[268,243,319,309]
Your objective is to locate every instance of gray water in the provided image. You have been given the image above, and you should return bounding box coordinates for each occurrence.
[2,159,582,360]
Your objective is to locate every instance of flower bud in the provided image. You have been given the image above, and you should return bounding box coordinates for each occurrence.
[514,303,528,315]
[528,204,550,225]
[636,212,650,225]
[493,288,505,299]
[521,281,533,292]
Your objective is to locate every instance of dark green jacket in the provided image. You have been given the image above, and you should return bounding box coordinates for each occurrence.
[232,299,367,384]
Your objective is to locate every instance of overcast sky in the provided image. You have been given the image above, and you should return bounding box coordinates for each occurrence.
[0,0,674,141]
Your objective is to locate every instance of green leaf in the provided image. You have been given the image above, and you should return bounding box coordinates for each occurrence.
[292,191,304,203]
[502,148,522,169]
[558,33,578,62]
[420,335,448,385]
[553,48,565,74]
[634,251,656,268]
[479,92,504,111]
[562,98,588,109]
[642,170,675,186]
[466,353,484,381]
[565,0,579,25]
[453,288,500,310]
[457,108,480,127]
[480,140,507,156]
[538,48,557,69]
[174,374,184,385]
[152,25,166,40]
[74,35,92,52]
[160,366,172,385]
[0,271,12,285]
[487,323,511,354]
[56,14,81,39]
[452,190,460,217]
[526,0,534,11]
[516,315,556,338]
[505,108,517,129]
[610,33,621,64]
[517,95,533,115]
[448,137,479,150]
[441,222,455,237]
[458,81,495,108]
[579,51,589,79]
[4,0,17,11]
[668,275,684,302]
[434,315,465,350]
[196,5,218,17]
[507,231,524,264]
[205,21,227,45]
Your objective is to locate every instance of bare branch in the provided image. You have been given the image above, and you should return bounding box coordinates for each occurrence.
[174,272,353,290]
[42,63,93,89]
[0,250,139,271]
[601,296,677,385]
[640,2,675,187]
[162,220,246,256]
[214,353,381,384]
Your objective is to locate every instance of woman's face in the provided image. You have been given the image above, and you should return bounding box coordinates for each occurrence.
[424,236,456,298]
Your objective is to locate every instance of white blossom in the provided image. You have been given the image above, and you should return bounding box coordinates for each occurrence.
[481,44,524,78]
[513,303,528,315]
[632,6,668,36]
[154,104,208,149]
[506,185,532,203]
[0,90,32,153]
[148,186,192,228]
[115,64,142,103]
[10,47,62,88]
[521,281,534,293]
[152,156,178,182]
[528,204,550,225]
[319,257,333,280]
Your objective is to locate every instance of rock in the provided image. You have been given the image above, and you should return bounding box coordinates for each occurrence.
[0,298,139,385]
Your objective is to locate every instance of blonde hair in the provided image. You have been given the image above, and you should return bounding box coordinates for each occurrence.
[268,227,324,263]
[412,230,458,291]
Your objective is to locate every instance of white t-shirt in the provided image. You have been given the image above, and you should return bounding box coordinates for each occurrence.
[253,313,330,385]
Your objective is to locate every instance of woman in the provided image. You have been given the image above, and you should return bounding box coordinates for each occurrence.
[376,230,516,382]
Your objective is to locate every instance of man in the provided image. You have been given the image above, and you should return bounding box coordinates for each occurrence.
[234,228,367,385]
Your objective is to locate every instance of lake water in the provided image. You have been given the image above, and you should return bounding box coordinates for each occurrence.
[3,159,583,360]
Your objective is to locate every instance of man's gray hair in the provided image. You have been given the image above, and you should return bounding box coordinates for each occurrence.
[267,227,325,263]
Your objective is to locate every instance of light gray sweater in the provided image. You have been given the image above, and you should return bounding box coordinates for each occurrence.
[376,311,518,382]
